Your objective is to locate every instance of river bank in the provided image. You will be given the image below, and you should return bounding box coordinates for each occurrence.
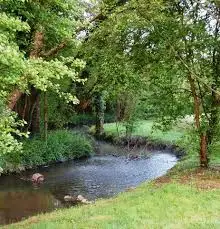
[5,166,220,229]
[4,121,220,229]
[0,130,95,175]
[0,135,179,226]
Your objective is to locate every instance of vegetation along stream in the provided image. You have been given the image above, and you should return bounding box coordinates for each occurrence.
[0,142,178,225]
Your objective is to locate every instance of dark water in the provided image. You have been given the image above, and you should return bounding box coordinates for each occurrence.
[0,143,178,225]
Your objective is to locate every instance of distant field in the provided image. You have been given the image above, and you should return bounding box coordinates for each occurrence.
[104,120,185,143]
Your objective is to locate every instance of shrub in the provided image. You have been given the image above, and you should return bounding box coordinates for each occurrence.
[40,92,74,129]
[0,103,28,173]
[69,113,115,126]
[21,130,94,167]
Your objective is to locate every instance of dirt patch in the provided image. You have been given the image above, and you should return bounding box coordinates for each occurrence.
[177,168,220,190]
[154,168,220,190]
[153,176,172,187]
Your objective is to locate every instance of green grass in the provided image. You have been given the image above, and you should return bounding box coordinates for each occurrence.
[104,120,184,143]
[6,182,220,229]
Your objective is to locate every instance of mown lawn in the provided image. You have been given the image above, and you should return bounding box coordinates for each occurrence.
[6,173,220,229]
[104,120,184,143]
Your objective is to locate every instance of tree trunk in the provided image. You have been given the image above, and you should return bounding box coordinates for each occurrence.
[7,89,23,110]
[7,31,44,110]
[188,75,208,167]
[31,90,40,133]
[188,76,200,129]
[95,92,105,137]
[43,92,48,142]
[200,133,208,168]
[22,94,28,120]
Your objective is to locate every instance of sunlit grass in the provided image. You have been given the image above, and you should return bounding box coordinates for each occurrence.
[104,120,184,143]
[7,182,220,229]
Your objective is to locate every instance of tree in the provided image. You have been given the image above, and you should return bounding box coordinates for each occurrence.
[1,0,86,131]
[0,0,85,156]
[84,0,220,167]
[0,12,30,158]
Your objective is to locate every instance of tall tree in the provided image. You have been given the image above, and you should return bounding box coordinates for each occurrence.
[1,0,85,132]
[85,0,220,167]
[0,0,85,157]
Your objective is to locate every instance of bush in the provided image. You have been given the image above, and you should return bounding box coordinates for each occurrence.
[21,130,94,167]
[69,113,115,126]
[40,92,75,129]
[0,103,28,173]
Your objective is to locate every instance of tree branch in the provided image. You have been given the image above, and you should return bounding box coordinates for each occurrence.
[170,44,220,97]
[40,1,132,58]
[40,41,67,57]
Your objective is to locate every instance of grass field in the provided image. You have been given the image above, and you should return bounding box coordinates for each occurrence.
[104,120,184,143]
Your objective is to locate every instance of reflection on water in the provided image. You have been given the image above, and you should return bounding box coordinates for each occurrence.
[0,191,61,225]
[0,144,178,225]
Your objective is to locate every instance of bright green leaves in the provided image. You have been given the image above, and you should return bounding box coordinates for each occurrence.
[0,0,86,100]
[24,57,85,103]
[0,102,28,172]
[0,1,87,163]
[0,12,30,33]
[0,13,29,163]
[0,13,29,98]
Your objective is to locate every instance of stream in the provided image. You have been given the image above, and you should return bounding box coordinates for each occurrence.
[0,142,178,225]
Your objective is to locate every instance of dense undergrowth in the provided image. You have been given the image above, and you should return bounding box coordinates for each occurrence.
[0,130,94,174]
[69,113,115,127]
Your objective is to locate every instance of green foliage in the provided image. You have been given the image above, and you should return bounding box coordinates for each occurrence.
[0,0,86,101]
[26,57,84,101]
[40,91,75,129]
[21,130,94,167]
[84,0,220,166]
[0,0,86,158]
[0,129,94,173]
[0,102,28,172]
[1,0,83,50]
[0,13,29,97]
[69,113,115,126]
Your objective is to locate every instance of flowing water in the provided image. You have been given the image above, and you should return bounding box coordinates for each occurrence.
[0,142,178,225]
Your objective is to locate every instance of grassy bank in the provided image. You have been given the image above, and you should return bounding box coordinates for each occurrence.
[0,130,94,174]
[6,170,220,229]
[104,120,220,167]
[104,120,184,143]
[4,121,220,229]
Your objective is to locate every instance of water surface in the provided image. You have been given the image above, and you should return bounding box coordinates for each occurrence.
[0,144,178,225]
